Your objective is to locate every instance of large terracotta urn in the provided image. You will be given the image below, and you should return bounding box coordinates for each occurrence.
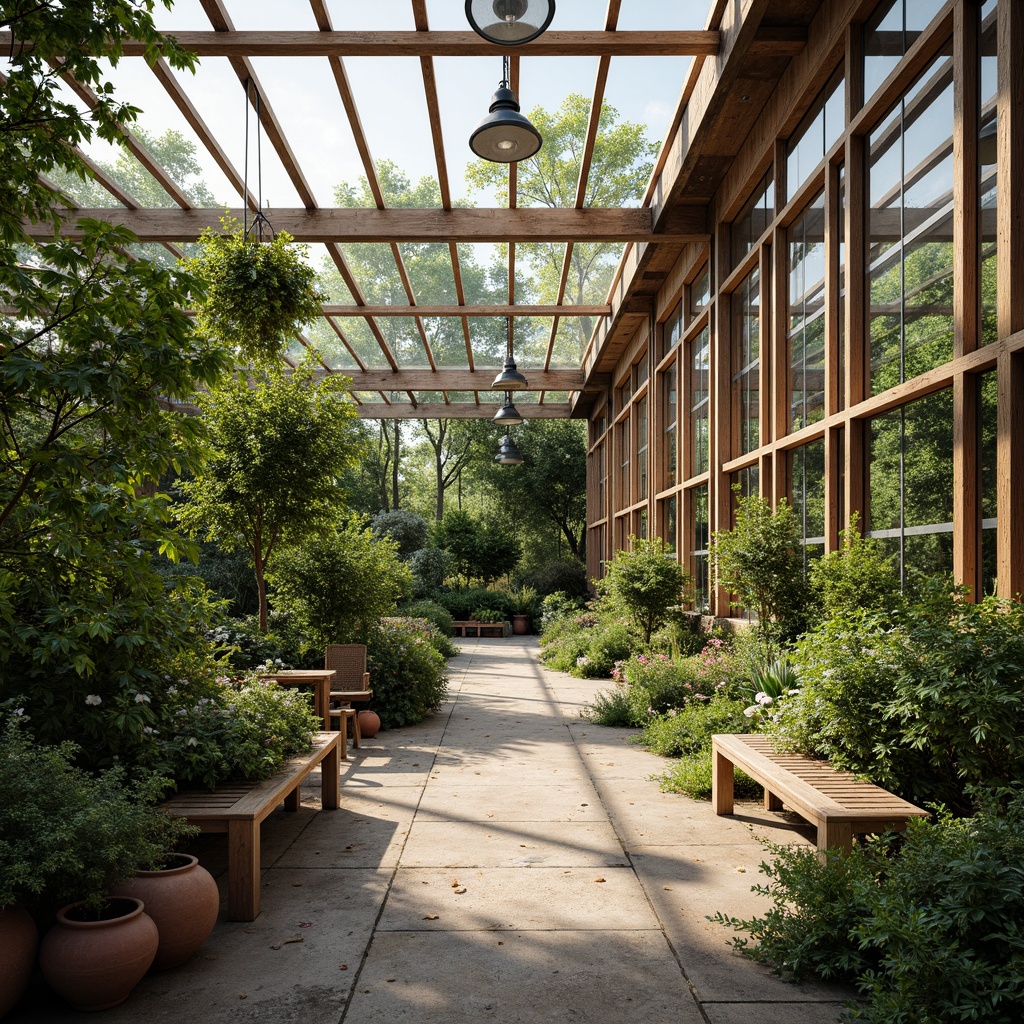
[0,907,37,1019]
[40,897,157,1011]
[111,853,219,970]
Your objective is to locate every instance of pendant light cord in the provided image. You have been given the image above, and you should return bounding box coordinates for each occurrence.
[242,78,271,241]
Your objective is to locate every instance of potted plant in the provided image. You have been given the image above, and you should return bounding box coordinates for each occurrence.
[507,585,538,635]
[184,215,326,363]
[0,717,195,1011]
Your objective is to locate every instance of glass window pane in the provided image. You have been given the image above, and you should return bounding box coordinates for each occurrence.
[788,194,826,430]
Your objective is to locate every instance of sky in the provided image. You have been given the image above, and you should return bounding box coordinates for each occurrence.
[81,0,707,211]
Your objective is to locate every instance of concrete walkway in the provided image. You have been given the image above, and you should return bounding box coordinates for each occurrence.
[11,638,853,1024]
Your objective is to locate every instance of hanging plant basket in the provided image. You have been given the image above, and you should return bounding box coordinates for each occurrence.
[185,215,326,363]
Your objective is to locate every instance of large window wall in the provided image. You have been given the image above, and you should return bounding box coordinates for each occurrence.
[588,0,1024,611]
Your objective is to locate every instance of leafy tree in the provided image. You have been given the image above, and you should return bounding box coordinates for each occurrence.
[370,509,429,558]
[479,418,587,559]
[467,94,656,353]
[712,492,808,649]
[178,358,364,631]
[269,517,412,647]
[600,536,689,646]
[416,418,492,521]
[433,508,520,586]
[0,0,194,244]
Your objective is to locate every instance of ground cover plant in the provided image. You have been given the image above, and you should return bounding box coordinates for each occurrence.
[713,795,1024,1023]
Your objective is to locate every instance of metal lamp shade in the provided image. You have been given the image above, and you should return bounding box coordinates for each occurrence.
[490,355,529,390]
[469,86,542,163]
[494,435,524,465]
[492,395,524,425]
[466,0,555,45]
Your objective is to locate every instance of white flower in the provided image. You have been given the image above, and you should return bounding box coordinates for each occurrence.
[787,689,801,696]
[13,707,25,716]
[134,692,151,704]
[85,694,102,706]
[743,705,759,718]
[186,737,198,747]
[576,656,590,666]
[754,691,773,705]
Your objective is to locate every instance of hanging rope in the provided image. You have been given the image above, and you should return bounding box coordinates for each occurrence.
[242,77,272,241]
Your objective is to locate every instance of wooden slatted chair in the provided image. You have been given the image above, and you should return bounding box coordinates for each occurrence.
[325,643,374,748]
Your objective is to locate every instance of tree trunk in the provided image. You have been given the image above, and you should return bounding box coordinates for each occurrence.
[435,448,444,521]
[255,555,267,632]
[390,420,401,510]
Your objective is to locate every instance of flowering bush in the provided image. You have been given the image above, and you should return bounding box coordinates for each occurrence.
[149,676,320,790]
[366,618,448,729]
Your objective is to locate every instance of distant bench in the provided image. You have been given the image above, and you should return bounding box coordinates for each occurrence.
[451,619,509,638]
[162,731,341,921]
[712,733,929,854]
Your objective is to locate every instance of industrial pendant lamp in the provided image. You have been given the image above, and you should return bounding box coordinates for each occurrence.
[466,0,556,45]
[492,392,524,425]
[490,315,528,390]
[494,434,524,465]
[469,55,542,163]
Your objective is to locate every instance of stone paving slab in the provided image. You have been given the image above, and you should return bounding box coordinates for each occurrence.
[416,781,604,822]
[379,865,660,931]
[400,818,630,868]
[342,930,706,1024]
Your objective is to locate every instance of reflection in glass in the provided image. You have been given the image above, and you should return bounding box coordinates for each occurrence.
[788,194,826,430]
[689,325,710,475]
[691,484,710,613]
[688,264,711,320]
[867,53,954,395]
[980,371,998,596]
[662,301,683,361]
[863,0,945,104]
[790,439,826,569]
[732,271,760,455]
[980,0,998,350]
[786,67,845,195]
[663,359,677,488]
[868,388,954,582]
[661,495,677,553]
[636,397,648,501]
[731,169,774,264]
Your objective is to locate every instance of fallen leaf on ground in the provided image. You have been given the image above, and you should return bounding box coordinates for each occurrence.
[454,887,467,894]
[594,877,606,883]
[423,914,439,920]
[270,935,304,950]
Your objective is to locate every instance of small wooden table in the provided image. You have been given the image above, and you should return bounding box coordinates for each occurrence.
[260,669,335,728]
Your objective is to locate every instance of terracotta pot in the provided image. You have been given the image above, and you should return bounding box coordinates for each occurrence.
[111,854,219,970]
[511,613,530,635]
[39,897,157,1011]
[0,907,38,1019]
[357,709,381,738]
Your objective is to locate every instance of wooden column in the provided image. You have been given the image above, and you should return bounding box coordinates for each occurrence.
[824,159,843,551]
[996,0,1024,598]
[844,132,867,528]
[953,0,981,596]
[711,219,733,616]
[771,225,789,506]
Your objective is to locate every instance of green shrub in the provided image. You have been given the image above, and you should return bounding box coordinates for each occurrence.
[437,587,513,620]
[210,612,309,670]
[650,610,711,657]
[469,607,506,623]
[149,676,321,789]
[579,621,634,677]
[600,536,689,644]
[366,618,449,729]
[773,581,1024,811]
[583,685,634,726]
[523,557,589,598]
[408,547,451,598]
[539,590,586,628]
[399,599,453,637]
[713,796,1024,1023]
[642,692,751,758]
[0,719,195,913]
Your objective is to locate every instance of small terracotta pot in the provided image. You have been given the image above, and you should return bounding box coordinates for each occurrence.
[40,897,157,1011]
[0,907,38,1019]
[357,709,381,738]
[511,613,530,635]
[111,854,220,970]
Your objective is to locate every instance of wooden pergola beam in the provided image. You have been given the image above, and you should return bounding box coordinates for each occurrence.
[351,402,572,420]
[323,304,610,317]
[28,206,708,243]
[345,368,583,389]
[52,30,721,58]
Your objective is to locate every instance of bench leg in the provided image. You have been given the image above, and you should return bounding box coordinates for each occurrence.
[818,820,853,857]
[322,741,341,810]
[764,790,784,812]
[712,750,735,815]
[227,820,260,921]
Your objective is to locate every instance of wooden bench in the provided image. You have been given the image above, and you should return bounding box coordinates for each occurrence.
[712,733,929,854]
[162,731,341,921]
[451,619,509,638]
